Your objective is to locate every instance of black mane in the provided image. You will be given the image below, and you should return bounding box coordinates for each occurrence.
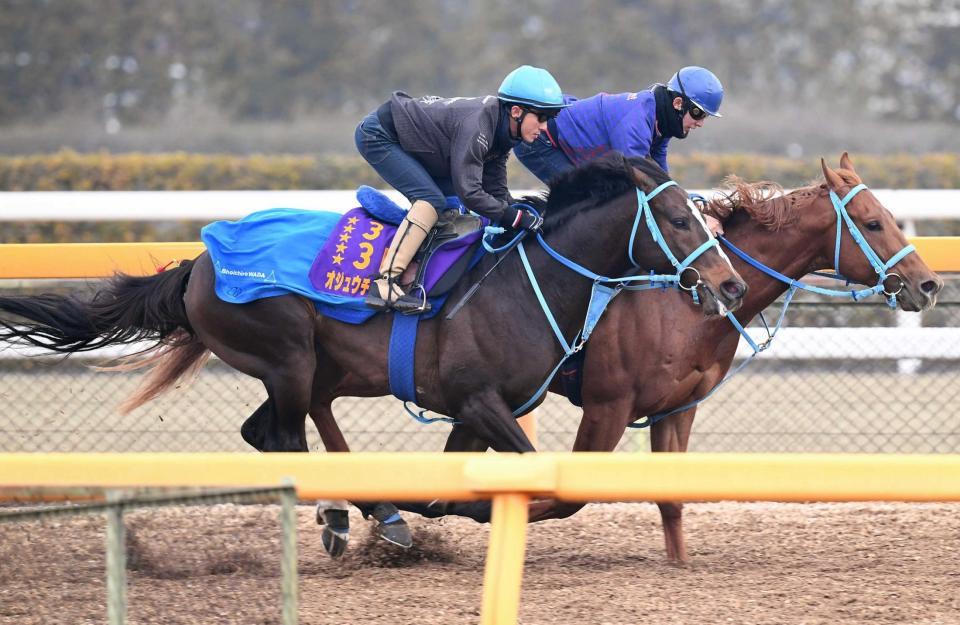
[519,152,673,233]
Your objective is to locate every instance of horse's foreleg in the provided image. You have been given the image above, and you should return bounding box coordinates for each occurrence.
[457,392,536,453]
[651,407,697,563]
[444,422,489,452]
[307,399,412,551]
[388,398,536,523]
[528,399,632,522]
[389,422,508,524]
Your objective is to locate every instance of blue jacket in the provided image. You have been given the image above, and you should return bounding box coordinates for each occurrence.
[554,91,670,172]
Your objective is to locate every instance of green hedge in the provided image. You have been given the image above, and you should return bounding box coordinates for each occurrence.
[1,150,957,243]
[0,150,382,191]
[2,149,958,191]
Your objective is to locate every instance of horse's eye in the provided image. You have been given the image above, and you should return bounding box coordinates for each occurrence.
[671,218,688,229]
[866,221,882,231]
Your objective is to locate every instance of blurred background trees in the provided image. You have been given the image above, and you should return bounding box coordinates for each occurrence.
[1,0,957,155]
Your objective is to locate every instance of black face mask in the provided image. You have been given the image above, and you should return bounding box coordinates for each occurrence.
[652,84,688,139]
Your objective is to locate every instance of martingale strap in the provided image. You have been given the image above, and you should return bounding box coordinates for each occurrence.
[629,285,798,429]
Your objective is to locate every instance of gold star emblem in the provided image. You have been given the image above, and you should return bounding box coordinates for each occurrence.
[332,253,344,265]
[339,232,351,243]
[335,243,347,254]
[343,224,355,234]
[347,216,359,225]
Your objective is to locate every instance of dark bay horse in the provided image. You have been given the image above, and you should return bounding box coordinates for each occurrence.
[0,153,745,484]
[321,154,942,556]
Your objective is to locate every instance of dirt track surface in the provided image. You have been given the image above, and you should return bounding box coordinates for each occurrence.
[2,501,959,624]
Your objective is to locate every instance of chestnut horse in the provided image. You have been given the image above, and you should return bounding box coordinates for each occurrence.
[0,154,746,544]
[518,153,942,562]
[316,154,942,557]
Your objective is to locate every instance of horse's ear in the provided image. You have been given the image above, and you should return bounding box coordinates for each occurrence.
[821,157,845,191]
[628,162,656,190]
[839,151,855,173]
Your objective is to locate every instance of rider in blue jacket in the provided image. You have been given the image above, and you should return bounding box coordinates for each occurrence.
[356,65,568,313]
[514,66,725,232]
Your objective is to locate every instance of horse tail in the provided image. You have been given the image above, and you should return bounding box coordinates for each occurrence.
[0,259,196,353]
[107,330,211,414]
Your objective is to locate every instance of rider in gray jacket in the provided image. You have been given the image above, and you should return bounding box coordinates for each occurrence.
[356,65,568,313]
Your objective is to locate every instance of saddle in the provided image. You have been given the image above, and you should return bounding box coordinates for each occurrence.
[410,209,484,297]
[314,186,486,301]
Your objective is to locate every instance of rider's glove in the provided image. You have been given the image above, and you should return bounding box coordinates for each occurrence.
[504,206,544,232]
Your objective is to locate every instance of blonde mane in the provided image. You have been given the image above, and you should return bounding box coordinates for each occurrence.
[704,169,863,231]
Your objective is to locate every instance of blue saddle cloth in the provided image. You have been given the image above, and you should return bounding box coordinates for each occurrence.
[201,188,482,324]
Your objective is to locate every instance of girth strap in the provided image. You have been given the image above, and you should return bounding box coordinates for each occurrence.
[388,312,420,403]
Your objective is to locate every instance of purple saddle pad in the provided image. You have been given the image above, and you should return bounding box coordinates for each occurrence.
[308,207,485,298]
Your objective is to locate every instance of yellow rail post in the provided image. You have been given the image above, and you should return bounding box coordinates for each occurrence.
[480,493,530,625]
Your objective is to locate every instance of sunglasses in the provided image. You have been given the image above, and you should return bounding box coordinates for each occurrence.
[675,72,708,121]
[523,108,557,123]
[687,104,707,121]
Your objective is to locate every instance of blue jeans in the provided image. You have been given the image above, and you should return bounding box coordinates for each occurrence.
[513,134,575,184]
[354,112,453,213]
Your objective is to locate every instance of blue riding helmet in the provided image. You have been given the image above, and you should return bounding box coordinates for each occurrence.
[498,65,567,111]
[667,66,724,117]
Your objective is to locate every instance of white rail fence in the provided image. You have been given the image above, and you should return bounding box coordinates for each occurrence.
[1,189,959,232]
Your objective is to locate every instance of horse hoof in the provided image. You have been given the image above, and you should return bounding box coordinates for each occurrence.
[377,520,413,549]
[321,525,349,558]
[370,503,413,549]
[317,505,350,559]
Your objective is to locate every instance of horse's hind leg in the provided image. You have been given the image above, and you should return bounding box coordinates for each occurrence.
[240,394,313,455]
[307,399,413,553]
[651,407,696,563]
[186,258,314,451]
[240,400,272,450]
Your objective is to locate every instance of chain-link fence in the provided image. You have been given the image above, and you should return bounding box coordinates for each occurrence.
[0,487,294,624]
[1,278,958,454]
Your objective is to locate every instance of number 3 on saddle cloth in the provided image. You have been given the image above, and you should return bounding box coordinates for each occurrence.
[307,186,487,321]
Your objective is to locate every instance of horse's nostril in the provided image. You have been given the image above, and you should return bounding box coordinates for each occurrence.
[921,279,941,295]
[721,280,745,300]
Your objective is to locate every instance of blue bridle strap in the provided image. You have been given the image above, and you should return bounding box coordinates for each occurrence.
[829,184,916,306]
[508,179,723,417]
[629,181,721,273]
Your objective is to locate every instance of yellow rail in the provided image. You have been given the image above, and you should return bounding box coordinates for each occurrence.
[0,237,957,279]
[0,242,204,279]
[3,452,960,625]
[3,452,959,502]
